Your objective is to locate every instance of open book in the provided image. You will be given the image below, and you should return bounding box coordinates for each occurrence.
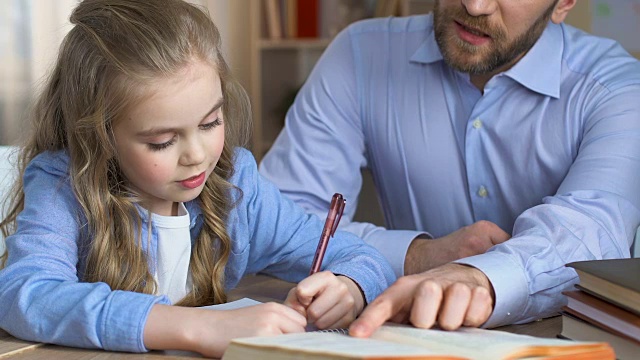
[222,323,614,360]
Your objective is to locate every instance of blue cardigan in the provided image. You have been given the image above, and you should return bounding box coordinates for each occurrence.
[0,147,395,352]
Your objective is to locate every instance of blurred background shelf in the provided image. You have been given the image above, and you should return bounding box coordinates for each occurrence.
[258,38,332,50]
[249,0,435,161]
[0,1,635,225]
[247,0,434,225]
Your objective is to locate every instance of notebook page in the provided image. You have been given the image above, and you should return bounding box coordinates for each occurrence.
[199,297,262,310]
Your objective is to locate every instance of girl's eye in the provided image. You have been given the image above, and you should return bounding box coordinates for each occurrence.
[200,118,222,131]
[148,137,176,151]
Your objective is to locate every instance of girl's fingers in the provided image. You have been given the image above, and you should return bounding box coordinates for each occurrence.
[306,282,350,322]
[310,297,353,329]
[275,315,307,334]
[284,288,307,317]
[295,271,334,306]
[259,302,307,327]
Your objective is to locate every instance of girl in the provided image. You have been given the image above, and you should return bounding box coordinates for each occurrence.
[0,0,395,358]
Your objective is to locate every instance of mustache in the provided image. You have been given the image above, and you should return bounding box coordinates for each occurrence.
[441,6,507,41]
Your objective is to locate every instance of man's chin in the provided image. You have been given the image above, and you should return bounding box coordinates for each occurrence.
[444,56,493,74]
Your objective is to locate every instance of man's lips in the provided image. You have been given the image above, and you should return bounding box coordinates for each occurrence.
[456,21,490,37]
[454,21,492,46]
[179,172,206,189]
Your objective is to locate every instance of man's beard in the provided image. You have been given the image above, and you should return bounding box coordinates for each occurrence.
[433,0,558,75]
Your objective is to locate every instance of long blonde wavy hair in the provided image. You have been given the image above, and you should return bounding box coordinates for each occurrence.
[0,0,251,306]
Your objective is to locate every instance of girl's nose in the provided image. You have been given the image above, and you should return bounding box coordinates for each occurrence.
[179,138,206,166]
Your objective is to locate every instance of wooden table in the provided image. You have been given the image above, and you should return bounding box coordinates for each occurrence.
[0,275,562,359]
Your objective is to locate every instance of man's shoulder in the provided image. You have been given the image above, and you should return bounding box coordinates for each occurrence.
[346,14,433,38]
[340,14,435,63]
[561,23,640,87]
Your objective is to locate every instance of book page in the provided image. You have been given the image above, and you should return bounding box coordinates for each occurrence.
[373,324,603,359]
[229,332,465,358]
[227,323,611,360]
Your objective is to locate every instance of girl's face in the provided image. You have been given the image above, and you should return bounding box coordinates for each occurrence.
[113,60,225,216]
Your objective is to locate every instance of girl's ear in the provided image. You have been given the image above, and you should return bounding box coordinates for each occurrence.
[550,0,577,24]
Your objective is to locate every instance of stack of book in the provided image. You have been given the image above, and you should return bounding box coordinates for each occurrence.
[263,0,389,41]
[264,0,320,40]
[562,258,640,359]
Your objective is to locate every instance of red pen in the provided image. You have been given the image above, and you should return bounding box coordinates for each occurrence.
[309,193,346,275]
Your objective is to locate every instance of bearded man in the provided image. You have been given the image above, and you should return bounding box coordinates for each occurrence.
[259,0,640,333]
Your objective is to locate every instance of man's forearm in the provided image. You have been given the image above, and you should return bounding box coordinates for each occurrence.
[404,236,432,275]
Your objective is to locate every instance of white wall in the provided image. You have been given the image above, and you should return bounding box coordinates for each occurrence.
[0,146,18,256]
[204,0,252,92]
[29,0,77,91]
[0,0,252,146]
[0,0,76,145]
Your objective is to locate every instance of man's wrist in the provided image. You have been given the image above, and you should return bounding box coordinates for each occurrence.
[450,263,496,303]
[404,235,433,275]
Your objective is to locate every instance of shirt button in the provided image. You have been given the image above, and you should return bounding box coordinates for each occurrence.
[472,118,482,129]
[478,186,488,198]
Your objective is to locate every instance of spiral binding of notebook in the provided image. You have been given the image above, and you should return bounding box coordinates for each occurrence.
[315,328,349,335]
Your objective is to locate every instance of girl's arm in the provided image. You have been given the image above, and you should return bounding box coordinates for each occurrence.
[143,302,305,358]
[0,153,167,352]
[227,148,396,326]
[0,152,308,356]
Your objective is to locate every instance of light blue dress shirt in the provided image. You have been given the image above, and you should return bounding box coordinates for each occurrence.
[0,148,395,352]
[259,14,640,328]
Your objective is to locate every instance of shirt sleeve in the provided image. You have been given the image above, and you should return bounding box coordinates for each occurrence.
[258,26,422,277]
[0,155,170,353]
[457,83,640,328]
[232,149,396,304]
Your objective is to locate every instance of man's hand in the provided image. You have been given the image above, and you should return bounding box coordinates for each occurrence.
[349,263,494,338]
[404,221,510,274]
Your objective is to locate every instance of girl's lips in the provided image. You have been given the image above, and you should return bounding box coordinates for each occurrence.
[180,172,206,189]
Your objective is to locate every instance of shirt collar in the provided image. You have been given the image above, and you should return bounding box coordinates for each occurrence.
[135,201,202,228]
[184,200,202,225]
[409,21,563,98]
[502,22,563,98]
[410,26,443,64]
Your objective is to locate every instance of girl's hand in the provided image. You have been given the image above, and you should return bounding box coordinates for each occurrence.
[284,271,365,329]
[144,302,306,358]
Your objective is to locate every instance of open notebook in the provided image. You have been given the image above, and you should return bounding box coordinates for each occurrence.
[200,297,262,310]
